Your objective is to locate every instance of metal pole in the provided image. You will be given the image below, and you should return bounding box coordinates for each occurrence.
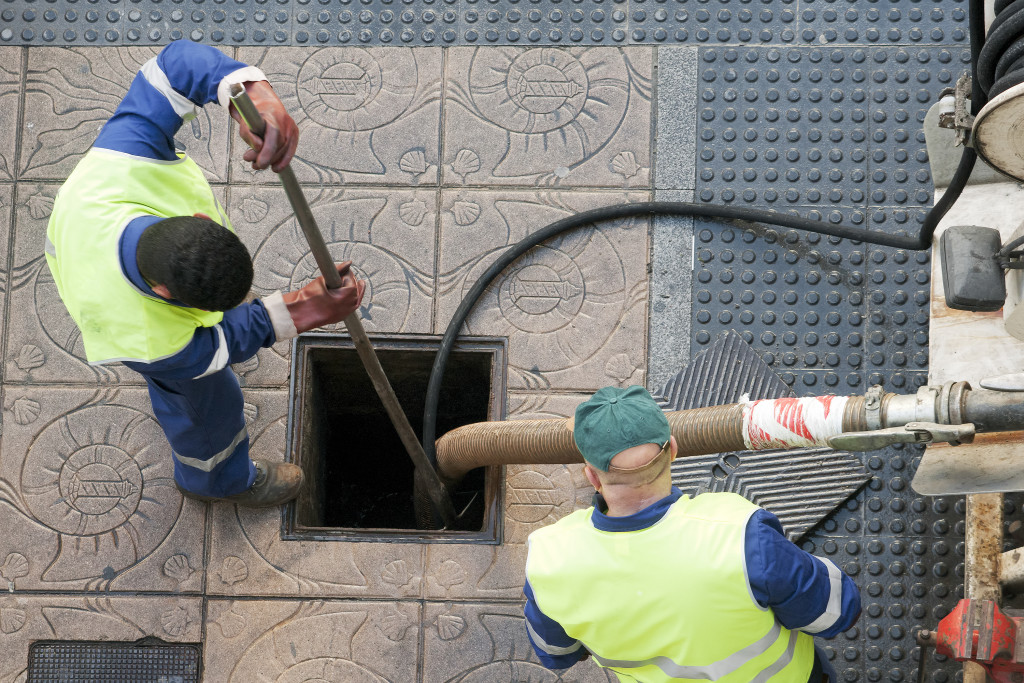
[229,84,456,528]
[963,492,1003,683]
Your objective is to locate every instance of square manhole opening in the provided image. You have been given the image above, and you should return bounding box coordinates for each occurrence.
[28,638,201,682]
[286,334,506,543]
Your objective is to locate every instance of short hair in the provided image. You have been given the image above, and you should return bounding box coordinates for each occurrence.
[137,216,253,311]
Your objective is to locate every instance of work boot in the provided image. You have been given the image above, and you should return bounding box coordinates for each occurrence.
[177,460,304,507]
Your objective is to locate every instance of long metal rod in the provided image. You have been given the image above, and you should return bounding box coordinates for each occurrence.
[230,84,456,528]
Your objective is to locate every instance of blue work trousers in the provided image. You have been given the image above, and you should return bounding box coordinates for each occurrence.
[143,366,256,498]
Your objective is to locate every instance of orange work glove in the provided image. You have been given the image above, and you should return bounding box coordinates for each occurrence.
[283,262,366,334]
[229,80,300,173]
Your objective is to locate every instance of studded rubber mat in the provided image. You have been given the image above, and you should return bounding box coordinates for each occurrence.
[27,639,201,682]
[655,331,870,542]
[0,0,971,47]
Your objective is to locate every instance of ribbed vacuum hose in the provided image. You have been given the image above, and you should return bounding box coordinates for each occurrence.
[436,397,868,483]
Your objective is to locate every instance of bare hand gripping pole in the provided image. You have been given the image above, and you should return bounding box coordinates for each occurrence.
[230,84,456,528]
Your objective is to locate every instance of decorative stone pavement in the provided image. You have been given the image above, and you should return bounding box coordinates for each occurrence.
[0,18,982,683]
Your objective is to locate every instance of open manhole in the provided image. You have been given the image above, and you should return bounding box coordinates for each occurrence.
[285,334,506,543]
[28,638,201,682]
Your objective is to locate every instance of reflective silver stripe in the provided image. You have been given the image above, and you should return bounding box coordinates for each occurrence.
[591,620,783,680]
[44,236,56,257]
[194,324,229,379]
[801,557,844,634]
[751,630,799,683]
[140,57,197,120]
[173,426,248,472]
[525,619,583,657]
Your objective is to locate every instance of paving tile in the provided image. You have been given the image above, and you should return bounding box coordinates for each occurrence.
[0,595,203,681]
[228,184,438,388]
[233,47,443,185]
[0,183,11,380]
[442,46,652,187]
[422,601,615,681]
[424,461,591,601]
[435,189,650,392]
[205,599,419,682]
[0,48,21,182]
[207,389,426,598]
[0,386,205,592]
[20,47,230,182]
[5,184,228,386]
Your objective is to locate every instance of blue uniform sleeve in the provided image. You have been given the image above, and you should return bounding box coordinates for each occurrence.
[93,40,252,160]
[744,509,861,639]
[123,301,277,381]
[523,580,587,669]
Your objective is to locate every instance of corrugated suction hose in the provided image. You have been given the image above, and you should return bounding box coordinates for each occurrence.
[435,397,867,484]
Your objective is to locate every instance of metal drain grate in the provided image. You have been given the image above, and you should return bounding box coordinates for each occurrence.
[28,638,201,683]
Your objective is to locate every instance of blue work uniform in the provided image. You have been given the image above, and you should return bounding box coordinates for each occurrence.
[524,488,862,682]
[64,41,281,498]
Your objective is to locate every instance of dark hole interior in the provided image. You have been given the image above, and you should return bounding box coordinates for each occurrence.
[297,346,493,531]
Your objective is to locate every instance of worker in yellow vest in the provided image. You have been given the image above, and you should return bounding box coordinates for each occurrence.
[46,40,364,507]
[524,386,861,682]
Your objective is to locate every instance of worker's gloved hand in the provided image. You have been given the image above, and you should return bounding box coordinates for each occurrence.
[230,80,300,173]
[283,261,366,334]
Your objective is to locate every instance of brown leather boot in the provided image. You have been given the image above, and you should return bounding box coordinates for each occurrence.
[177,460,304,507]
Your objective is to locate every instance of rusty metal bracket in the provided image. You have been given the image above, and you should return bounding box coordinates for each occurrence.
[828,422,976,451]
[937,73,975,147]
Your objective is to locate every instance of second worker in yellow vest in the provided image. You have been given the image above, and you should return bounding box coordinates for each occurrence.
[524,386,862,682]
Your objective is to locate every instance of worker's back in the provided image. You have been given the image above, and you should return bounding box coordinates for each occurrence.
[525,491,815,682]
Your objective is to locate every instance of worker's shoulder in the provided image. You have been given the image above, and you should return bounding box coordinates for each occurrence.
[675,491,761,522]
[526,507,593,542]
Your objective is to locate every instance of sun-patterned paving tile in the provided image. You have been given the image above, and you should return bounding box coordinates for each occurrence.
[435,189,650,392]
[20,47,230,182]
[442,46,652,187]
[233,46,443,185]
[204,599,420,682]
[0,386,206,592]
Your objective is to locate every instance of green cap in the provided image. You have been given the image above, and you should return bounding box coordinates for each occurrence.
[573,385,671,472]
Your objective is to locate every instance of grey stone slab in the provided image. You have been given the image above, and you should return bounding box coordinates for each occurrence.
[20,47,230,182]
[654,47,696,191]
[204,599,419,682]
[442,47,653,187]
[435,189,651,392]
[206,390,427,598]
[0,595,203,682]
[0,184,11,382]
[228,185,438,388]
[0,48,21,181]
[0,386,206,592]
[422,601,615,682]
[232,47,443,185]
[647,189,693,392]
[460,0,620,46]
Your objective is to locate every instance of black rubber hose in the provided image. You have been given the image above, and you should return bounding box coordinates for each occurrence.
[413,0,988,527]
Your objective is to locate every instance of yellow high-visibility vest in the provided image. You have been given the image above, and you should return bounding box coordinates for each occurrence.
[46,148,227,364]
[525,492,815,682]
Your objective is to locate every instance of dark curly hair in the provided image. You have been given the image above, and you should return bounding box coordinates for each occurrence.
[137,216,253,311]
